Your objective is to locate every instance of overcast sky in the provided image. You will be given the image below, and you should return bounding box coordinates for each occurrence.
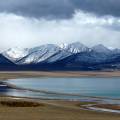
[0,0,120,51]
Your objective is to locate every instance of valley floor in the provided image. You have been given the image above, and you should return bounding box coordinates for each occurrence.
[0,71,120,120]
[0,71,120,80]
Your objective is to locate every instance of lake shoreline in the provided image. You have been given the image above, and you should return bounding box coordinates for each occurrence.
[1,71,120,80]
[0,71,120,120]
[1,79,120,101]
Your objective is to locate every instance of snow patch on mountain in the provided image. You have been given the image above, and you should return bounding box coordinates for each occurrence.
[60,42,90,53]
[3,47,29,62]
[17,44,65,64]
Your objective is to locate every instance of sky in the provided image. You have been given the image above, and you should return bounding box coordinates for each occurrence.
[0,0,120,51]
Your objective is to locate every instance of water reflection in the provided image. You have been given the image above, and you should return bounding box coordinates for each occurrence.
[0,77,120,103]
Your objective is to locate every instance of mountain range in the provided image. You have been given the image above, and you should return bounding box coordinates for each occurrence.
[1,42,120,71]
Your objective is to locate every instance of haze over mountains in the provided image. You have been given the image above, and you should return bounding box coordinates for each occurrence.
[1,42,120,71]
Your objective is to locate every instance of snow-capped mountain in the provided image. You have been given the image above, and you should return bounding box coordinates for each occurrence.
[1,42,120,71]
[92,44,111,54]
[44,50,72,63]
[17,44,72,64]
[3,47,29,63]
[59,42,90,53]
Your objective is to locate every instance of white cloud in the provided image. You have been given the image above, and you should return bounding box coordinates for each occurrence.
[0,10,120,52]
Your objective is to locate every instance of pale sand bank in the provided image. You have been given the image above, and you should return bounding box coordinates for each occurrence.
[0,96,120,120]
[0,71,120,80]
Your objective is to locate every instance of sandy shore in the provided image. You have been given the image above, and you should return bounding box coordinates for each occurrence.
[0,71,120,120]
[0,96,120,120]
[0,71,120,80]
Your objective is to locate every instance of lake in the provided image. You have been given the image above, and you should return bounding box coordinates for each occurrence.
[1,77,120,101]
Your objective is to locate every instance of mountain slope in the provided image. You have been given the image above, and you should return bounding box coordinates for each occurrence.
[92,44,111,54]
[1,42,120,71]
[17,44,72,64]
[60,42,90,53]
[0,54,14,65]
[48,51,109,70]
[3,47,29,63]
[0,54,17,70]
[51,51,120,70]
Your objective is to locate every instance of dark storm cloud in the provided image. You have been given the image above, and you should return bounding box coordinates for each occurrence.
[0,0,120,18]
[0,0,74,19]
[71,0,120,17]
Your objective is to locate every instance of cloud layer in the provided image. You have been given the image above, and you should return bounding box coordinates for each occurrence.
[0,0,120,19]
[0,11,120,51]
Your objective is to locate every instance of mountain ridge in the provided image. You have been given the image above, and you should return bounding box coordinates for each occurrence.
[1,42,120,71]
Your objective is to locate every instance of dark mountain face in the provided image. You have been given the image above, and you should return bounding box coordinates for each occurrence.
[103,54,120,65]
[46,51,120,71]
[0,54,14,65]
[0,54,17,70]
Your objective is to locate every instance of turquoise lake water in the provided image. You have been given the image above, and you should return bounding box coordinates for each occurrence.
[3,77,120,100]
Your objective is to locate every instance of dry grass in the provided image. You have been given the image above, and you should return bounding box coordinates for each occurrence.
[1,71,120,80]
[0,100,44,107]
[0,97,120,120]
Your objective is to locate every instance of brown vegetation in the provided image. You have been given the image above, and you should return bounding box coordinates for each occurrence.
[0,100,44,107]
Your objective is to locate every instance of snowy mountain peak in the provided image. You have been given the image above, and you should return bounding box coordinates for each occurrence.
[3,47,29,62]
[59,43,68,49]
[92,44,111,53]
[29,44,61,54]
[18,44,63,64]
[60,42,89,53]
